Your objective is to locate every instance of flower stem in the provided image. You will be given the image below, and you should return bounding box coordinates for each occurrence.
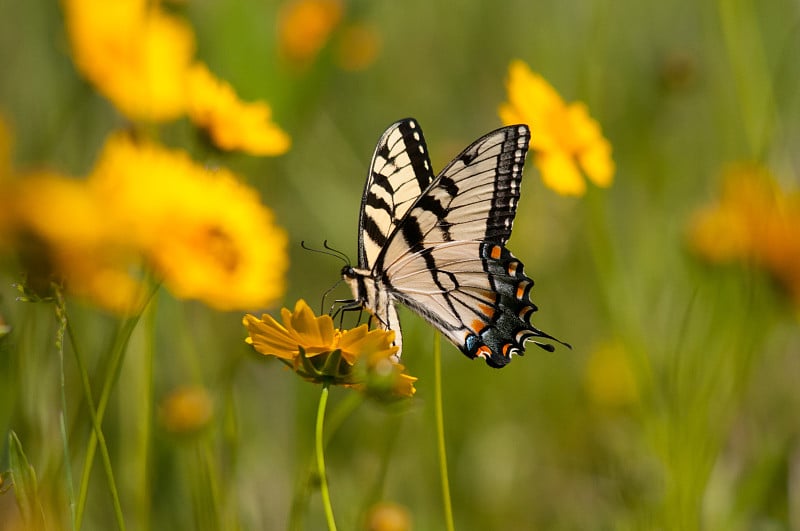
[74,284,158,530]
[433,331,455,531]
[67,319,127,531]
[134,295,157,531]
[289,392,361,531]
[53,288,76,531]
[315,384,337,531]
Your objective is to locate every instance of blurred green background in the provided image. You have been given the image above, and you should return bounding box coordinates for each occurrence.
[1,0,800,529]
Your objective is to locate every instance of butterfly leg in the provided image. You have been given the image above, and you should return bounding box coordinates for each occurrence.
[330,298,366,329]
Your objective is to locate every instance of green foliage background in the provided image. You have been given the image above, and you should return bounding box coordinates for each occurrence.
[1,0,800,529]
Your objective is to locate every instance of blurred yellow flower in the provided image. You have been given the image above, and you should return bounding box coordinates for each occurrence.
[89,133,288,310]
[187,63,291,156]
[63,2,292,154]
[159,386,214,434]
[584,340,639,408]
[63,0,194,122]
[277,0,343,67]
[499,59,615,196]
[2,172,146,312]
[243,299,415,397]
[365,501,412,531]
[689,163,800,304]
[334,22,381,72]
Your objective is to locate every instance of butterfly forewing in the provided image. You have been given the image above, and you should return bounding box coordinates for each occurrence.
[358,119,435,270]
[376,126,528,273]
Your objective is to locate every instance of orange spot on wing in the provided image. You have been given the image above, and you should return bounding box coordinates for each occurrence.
[470,319,486,334]
[478,304,495,318]
[476,345,491,359]
[507,261,518,276]
[516,282,528,300]
[502,343,511,357]
[490,245,502,259]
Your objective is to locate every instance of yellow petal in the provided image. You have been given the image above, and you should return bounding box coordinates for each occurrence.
[498,103,525,128]
[339,326,398,364]
[243,313,298,360]
[535,151,586,196]
[579,137,615,188]
[394,372,418,397]
[565,102,602,147]
[505,60,565,123]
[187,63,291,156]
[283,299,337,355]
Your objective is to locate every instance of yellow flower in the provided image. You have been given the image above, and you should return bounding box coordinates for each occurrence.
[63,2,291,154]
[3,171,146,312]
[689,164,800,304]
[499,59,615,196]
[89,133,288,310]
[334,23,381,72]
[277,0,343,68]
[159,386,214,434]
[243,299,415,397]
[63,0,195,122]
[187,63,291,156]
[584,340,639,408]
[365,501,412,531]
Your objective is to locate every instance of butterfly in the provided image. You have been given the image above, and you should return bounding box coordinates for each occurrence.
[341,118,566,368]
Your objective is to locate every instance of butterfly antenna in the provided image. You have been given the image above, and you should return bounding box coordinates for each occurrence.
[300,240,350,266]
[323,240,351,267]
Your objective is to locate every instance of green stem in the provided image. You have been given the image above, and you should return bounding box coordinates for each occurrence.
[717,0,775,159]
[54,289,76,531]
[433,331,455,531]
[67,320,127,531]
[135,296,157,531]
[315,384,337,531]
[74,284,158,530]
[289,392,362,531]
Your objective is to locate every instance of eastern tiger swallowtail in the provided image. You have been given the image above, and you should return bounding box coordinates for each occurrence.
[341,118,566,368]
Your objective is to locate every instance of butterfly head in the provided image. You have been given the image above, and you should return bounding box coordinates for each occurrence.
[341,264,374,305]
[341,265,357,279]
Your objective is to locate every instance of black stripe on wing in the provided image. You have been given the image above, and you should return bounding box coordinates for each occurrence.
[374,124,530,276]
[358,118,435,270]
[436,124,530,246]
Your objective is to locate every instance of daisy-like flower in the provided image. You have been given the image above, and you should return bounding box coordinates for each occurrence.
[159,386,214,435]
[334,22,382,72]
[584,340,639,409]
[187,63,291,156]
[277,0,343,68]
[2,171,146,312]
[688,163,800,304]
[89,133,288,310]
[243,299,416,398]
[499,59,615,196]
[63,0,292,155]
[63,0,195,122]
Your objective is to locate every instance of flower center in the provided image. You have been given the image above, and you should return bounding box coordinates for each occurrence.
[203,225,239,273]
